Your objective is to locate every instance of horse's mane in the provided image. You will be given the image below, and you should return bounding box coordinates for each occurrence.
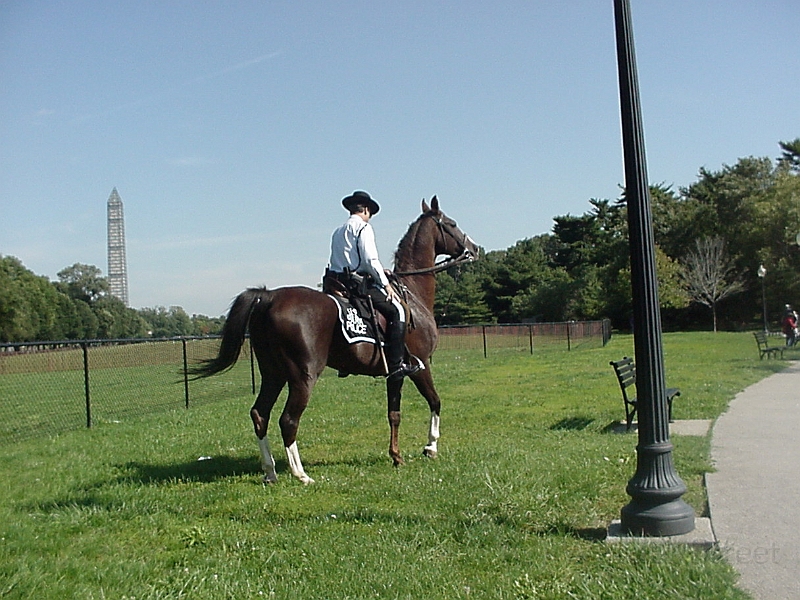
[393,212,433,271]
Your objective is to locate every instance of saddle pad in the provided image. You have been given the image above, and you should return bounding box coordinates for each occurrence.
[327,294,381,345]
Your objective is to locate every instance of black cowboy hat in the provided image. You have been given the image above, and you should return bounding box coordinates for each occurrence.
[342,190,380,215]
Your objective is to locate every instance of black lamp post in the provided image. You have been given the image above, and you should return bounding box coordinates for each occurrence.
[613,0,695,536]
[758,265,768,333]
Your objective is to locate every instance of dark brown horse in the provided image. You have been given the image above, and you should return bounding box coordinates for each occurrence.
[192,196,479,484]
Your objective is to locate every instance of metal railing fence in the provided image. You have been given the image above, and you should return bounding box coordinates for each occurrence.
[437,319,611,356]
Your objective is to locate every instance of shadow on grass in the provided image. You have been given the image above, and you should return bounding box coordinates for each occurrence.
[121,454,264,484]
[26,451,396,515]
[330,508,608,540]
[602,420,633,434]
[309,453,394,469]
[535,523,608,541]
[123,451,390,484]
[550,416,595,431]
[26,455,264,515]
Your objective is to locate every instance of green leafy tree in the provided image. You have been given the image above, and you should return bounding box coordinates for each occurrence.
[0,255,74,342]
[93,296,149,339]
[480,235,560,322]
[435,267,492,325]
[139,306,193,337]
[56,263,109,304]
[778,138,800,172]
[676,151,800,325]
[190,314,226,335]
[510,267,573,322]
[55,292,99,339]
[682,157,776,265]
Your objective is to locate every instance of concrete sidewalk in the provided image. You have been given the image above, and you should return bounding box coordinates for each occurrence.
[706,361,800,600]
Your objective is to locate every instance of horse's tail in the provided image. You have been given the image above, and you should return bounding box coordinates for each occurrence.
[190,287,273,379]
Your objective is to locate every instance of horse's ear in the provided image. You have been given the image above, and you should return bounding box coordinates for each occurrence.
[430,195,439,213]
[421,198,430,213]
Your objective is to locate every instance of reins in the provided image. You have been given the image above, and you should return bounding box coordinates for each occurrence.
[394,250,473,276]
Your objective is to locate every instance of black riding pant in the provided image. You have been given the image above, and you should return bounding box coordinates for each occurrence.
[364,285,406,371]
[365,285,402,325]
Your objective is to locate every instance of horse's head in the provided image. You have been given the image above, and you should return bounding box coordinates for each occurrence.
[421,196,480,264]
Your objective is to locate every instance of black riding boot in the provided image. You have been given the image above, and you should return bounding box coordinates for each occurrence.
[385,321,421,380]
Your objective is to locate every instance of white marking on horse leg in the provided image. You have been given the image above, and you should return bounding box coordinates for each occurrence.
[423,412,440,458]
[285,441,315,484]
[257,435,278,484]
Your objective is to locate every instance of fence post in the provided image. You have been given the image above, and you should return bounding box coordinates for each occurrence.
[482,325,487,358]
[528,325,533,355]
[82,342,91,428]
[181,338,190,409]
[567,322,572,351]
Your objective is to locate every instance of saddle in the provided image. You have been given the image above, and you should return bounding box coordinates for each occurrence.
[326,294,382,345]
[323,270,423,379]
[322,270,412,344]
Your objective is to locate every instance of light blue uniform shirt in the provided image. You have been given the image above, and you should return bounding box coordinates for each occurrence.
[329,214,391,289]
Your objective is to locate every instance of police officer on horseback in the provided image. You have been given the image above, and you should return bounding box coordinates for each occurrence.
[328,191,421,380]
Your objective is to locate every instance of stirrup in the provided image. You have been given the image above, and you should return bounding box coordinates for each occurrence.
[387,356,424,381]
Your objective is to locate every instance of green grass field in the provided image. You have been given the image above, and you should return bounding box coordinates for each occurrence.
[0,332,786,599]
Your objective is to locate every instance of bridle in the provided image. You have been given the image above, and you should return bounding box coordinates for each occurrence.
[394,214,475,276]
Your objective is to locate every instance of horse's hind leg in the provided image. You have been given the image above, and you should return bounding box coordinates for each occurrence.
[278,374,318,484]
[251,375,286,484]
[410,362,441,458]
[387,377,405,466]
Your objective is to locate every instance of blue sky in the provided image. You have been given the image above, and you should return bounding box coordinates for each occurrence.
[1,1,798,316]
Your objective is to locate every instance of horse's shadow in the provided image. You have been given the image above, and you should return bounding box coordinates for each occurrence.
[121,451,387,485]
[25,452,395,517]
[120,454,264,485]
[26,455,267,515]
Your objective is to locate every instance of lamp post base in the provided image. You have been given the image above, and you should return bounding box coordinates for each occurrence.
[621,498,695,537]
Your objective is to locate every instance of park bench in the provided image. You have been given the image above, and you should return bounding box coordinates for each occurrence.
[609,357,681,431]
[753,331,784,360]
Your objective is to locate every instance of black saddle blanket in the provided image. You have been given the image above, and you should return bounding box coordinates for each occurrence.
[327,294,381,345]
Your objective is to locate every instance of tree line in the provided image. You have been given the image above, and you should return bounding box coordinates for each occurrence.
[3,138,798,342]
[0,259,224,343]
[434,139,800,332]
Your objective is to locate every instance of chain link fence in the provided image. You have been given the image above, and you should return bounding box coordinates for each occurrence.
[0,337,254,444]
[1,320,610,445]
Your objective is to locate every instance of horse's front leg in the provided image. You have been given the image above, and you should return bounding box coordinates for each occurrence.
[424,412,440,459]
[410,364,441,459]
[387,377,405,466]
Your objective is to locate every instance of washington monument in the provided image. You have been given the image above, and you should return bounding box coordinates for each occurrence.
[106,188,129,306]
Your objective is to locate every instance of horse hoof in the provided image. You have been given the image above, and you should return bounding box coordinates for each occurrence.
[263,475,278,485]
[423,447,438,459]
[299,475,315,485]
